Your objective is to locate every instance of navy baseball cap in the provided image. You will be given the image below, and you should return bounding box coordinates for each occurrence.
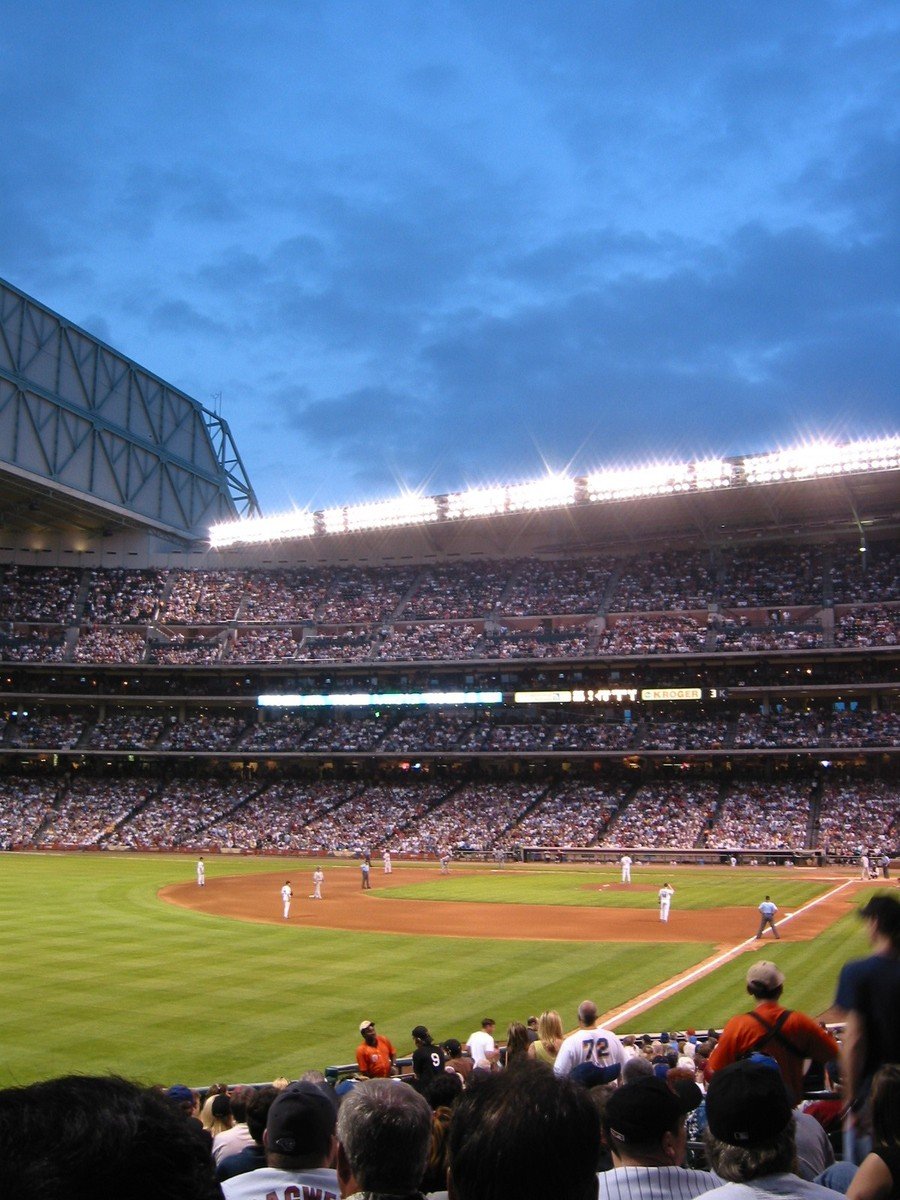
[604,1077,696,1144]
[266,1082,337,1157]
[706,1059,792,1147]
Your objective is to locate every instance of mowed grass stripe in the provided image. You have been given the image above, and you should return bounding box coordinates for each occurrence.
[0,853,717,1085]
[383,868,830,910]
[623,908,872,1033]
[0,854,859,1086]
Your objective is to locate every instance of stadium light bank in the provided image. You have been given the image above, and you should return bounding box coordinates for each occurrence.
[208,436,900,549]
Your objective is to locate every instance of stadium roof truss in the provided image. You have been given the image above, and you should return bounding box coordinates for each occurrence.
[0,278,259,542]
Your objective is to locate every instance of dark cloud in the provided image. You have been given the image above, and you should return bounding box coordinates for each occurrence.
[0,1,896,512]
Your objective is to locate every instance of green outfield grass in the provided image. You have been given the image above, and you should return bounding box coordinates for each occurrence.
[383,866,831,910]
[0,854,863,1088]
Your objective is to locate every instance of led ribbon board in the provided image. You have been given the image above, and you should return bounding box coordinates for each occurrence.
[258,691,503,708]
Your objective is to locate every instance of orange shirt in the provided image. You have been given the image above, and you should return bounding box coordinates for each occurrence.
[356,1034,396,1077]
[708,1001,839,1104]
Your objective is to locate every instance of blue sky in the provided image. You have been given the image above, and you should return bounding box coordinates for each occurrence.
[3,1,898,514]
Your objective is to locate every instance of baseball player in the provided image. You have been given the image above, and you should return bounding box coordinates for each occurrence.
[196,856,205,887]
[440,850,451,874]
[620,854,632,884]
[361,858,371,890]
[658,882,675,923]
[383,849,392,874]
[756,895,780,939]
[281,880,292,919]
[310,866,324,900]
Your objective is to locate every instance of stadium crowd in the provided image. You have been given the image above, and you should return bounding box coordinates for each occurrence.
[0,771,894,856]
[0,545,894,666]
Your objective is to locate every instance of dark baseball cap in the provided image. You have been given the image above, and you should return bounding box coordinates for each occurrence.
[604,1077,697,1144]
[706,1059,792,1147]
[266,1082,337,1157]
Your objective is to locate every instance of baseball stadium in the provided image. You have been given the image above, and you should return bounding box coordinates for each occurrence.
[0,275,897,1094]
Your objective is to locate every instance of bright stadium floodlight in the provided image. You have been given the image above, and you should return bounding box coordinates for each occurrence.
[322,493,439,534]
[585,461,696,501]
[743,437,900,483]
[209,434,898,545]
[505,473,576,512]
[692,459,732,489]
[209,508,316,548]
[446,484,510,520]
[445,474,575,520]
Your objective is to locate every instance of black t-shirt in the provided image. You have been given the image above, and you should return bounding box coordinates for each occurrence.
[835,954,900,1092]
[413,1042,447,1081]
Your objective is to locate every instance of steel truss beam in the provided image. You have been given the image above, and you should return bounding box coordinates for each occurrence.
[0,278,260,539]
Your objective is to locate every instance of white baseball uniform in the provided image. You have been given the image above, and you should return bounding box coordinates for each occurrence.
[620,855,632,883]
[311,868,324,900]
[658,884,675,922]
[196,858,205,886]
[383,851,392,874]
[281,882,292,918]
[553,1024,628,1078]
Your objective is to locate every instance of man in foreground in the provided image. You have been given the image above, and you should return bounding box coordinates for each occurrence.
[336,1078,432,1200]
[833,893,900,1163]
[600,1076,716,1200]
[448,1061,600,1200]
[0,1074,219,1199]
[222,1081,339,1200]
[701,1059,845,1200]
[707,961,838,1104]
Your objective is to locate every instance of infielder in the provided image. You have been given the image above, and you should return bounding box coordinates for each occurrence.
[620,854,632,884]
[383,850,392,874]
[281,880,292,919]
[658,882,675,923]
[756,895,780,939]
[196,856,205,887]
[310,866,324,900]
[440,851,451,874]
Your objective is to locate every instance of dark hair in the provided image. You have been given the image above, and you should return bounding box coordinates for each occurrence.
[229,1085,256,1123]
[860,895,900,947]
[422,1071,463,1112]
[448,1062,600,1200]
[0,1074,220,1199]
[871,1064,900,1152]
[246,1086,279,1145]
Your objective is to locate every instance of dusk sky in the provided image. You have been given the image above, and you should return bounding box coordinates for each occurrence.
[3,1,898,515]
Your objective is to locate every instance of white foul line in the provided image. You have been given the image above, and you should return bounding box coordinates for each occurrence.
[602,879,855,1031]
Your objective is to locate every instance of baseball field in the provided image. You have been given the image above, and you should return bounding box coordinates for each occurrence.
[0,853,880,1089]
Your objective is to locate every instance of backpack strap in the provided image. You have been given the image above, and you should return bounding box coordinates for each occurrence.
[746,1009,805,1059]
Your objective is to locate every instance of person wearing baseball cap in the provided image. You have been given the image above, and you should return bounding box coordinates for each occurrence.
[355,1020,398,1078]
[410,1025,446,1087]
[599,1076,714,1200]
[701,1060,845,1200]
[221,1081,339,1200]
[707,961,838,1104]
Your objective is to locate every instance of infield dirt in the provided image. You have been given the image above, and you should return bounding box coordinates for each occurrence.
[161,864,861,946]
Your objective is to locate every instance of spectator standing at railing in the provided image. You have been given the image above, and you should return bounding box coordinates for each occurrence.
[833,895,900,1165]
[707,962,839,1105]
